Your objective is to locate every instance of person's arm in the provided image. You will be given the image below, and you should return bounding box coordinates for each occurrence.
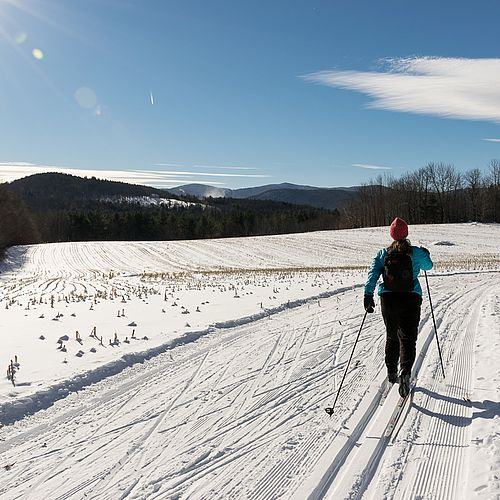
[416,246,433,271]
[365,250,384,296]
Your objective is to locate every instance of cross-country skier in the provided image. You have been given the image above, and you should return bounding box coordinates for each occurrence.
[364,218,433,397]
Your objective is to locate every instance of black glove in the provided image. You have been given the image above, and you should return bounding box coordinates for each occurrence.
[364,294,375,313]
[420,246,430,255]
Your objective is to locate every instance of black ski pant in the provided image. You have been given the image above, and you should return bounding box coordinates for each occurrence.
[380,292,422,376]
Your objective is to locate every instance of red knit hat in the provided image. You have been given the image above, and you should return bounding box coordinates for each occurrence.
[389,217,408,240]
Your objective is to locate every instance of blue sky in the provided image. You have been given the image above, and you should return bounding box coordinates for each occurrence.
[0,0,499,189]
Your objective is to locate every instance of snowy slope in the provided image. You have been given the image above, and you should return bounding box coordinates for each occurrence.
[100,195,199,207]
[0,223,499,499]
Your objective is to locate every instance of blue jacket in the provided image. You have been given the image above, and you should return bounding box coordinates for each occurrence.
[365,246,433,296]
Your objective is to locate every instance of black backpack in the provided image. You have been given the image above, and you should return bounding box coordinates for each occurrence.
[383,251,413,292]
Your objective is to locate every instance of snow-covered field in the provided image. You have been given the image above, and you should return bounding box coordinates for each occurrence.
[0,223,499,499]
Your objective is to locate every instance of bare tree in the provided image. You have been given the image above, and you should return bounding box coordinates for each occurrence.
[487,159,500,221]
[464,168,484,221]
[425,162,463,223]
[344,160,499,228]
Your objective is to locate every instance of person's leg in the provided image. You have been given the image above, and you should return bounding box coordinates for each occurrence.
[381,294,400,377]
[397,294,422,375]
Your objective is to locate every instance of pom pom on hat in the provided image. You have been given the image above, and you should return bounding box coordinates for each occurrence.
[390,217,408,240]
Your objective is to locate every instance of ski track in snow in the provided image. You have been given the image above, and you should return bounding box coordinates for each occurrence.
[327,275,497,500]
[0,223,499,499]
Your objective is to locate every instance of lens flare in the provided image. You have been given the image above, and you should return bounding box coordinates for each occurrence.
[15,32,28,44]
[32,48,44,59]
[75,87,97,109]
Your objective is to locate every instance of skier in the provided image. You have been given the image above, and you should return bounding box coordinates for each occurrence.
[364,218,433,397]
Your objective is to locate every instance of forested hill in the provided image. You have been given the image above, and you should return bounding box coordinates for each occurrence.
[2,173,342,247]
[0,184,39,253]
[4,160,498,253]
[7,172,193,209]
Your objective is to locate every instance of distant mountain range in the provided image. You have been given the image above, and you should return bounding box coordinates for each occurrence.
[166,183,359,210]
[3,173,345,245]
[6,174,359,212]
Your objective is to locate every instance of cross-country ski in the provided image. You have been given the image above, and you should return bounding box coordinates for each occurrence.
[384,378,417,439]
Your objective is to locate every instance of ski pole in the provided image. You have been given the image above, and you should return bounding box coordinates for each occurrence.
[424,270,445,379]
[325,310,368,416]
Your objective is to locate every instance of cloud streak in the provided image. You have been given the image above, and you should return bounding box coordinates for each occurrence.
[0,163,258,187]
[139,169,270,178]
[483,138,500,142]
[154,163,260,171]
[304,57,500,122]
[352,163,393,170]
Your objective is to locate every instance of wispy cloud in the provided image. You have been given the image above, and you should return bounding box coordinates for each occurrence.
[304,57,500,122]
[352,163,393,170]
[139,169,270,179]
[153,163,186,167]
[483,138,500,142]
[0,163,227,187]
[0,162,269,187]
[194,165,259,171]
[154,163,260,171]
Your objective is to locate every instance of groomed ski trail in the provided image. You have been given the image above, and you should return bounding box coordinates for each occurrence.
[368,274,500,500]
[293,272,500,500]
[0,272,498,499]
[0,285,387,499]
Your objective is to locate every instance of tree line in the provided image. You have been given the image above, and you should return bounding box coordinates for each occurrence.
[3,196,343,247]
[342,160,500,228]
[0,184,40,255]
[1,160,499,254]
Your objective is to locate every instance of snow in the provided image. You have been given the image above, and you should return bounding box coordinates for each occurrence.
[100,195,199,207]
[0,222,499,499]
